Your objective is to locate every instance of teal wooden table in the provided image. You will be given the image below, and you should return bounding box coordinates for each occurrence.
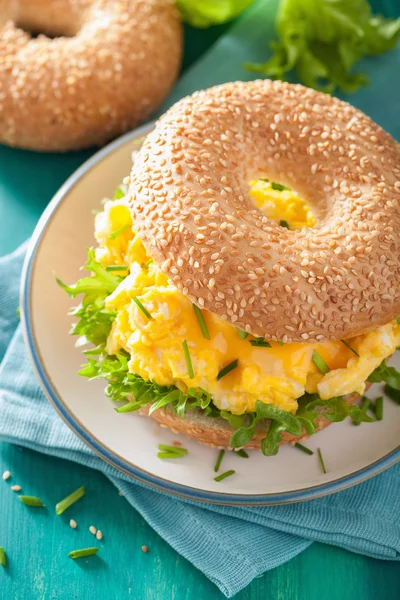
[1,13,400,600]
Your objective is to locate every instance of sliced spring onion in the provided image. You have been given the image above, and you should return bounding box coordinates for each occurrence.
[0,547,6,567]
[214,450,225,472]
[374,397,383,421]
[271,182,286,191]
[132,296,153,320]
[317,448,327,474]
[193,305,210,340]
[294,443,314,456]
[108,224,130,240]
[312,351,329,374]
[250,338,272,348]
[144,258,154,269]
[235,449,249,458]
[279,220,290,229]
[55,486,85,516]
[340,339,359,357]
[158,444,187,456]
[19,496,45,507]
[214,470,235,482]
[105,265,128,272]
[182,340,194,379]
[217,359,238,381]
[237,328,248,340]
[69,547,99,559]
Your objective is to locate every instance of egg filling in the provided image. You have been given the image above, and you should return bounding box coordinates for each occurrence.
[93,183,400,417]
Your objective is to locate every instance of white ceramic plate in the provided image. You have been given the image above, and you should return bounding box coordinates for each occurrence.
[20,125,400,506]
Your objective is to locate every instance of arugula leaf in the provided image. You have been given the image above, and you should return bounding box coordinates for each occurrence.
[177,0,254,27]
[246,0,400,94]
[367,360,400,390]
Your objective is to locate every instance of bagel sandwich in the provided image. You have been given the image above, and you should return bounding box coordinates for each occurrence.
[59,81,400,455]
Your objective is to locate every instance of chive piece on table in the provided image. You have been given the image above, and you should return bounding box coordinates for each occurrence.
[217,359,239,381]
[317,448,327,474]
[214,450,225,472]
[105,265,128,272]
[340,339,360,357]
[312,351,329,374]
[237,328,248,340]
[384,385,400,405]
[0,547,6,567]
[19,495,45,507]
[214,470,235,482]
[108,224,130,240]
[279,220,290,229]
[374,397,384,421]
[69,547,99,559]
[55,486,85,516]
[294,443,314,456]
[132,296,153,320]
[193,305,210,340]
[250,338,272,348]
[235,449,249,458]
[182,340,194,379]
[157,452,187,460]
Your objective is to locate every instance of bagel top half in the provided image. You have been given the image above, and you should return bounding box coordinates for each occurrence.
[128,80,400,343]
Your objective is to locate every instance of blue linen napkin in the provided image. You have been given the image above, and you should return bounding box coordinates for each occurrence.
[1,0,400,596]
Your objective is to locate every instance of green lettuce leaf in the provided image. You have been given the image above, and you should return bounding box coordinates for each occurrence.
[247,0,400,94]
[177,0,254,27]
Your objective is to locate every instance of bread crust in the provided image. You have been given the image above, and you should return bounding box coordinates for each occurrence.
[128,80,400,342]
[0,0,182,150]
[139,389,366,450]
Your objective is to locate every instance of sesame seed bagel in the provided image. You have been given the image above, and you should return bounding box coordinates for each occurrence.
[139,388,364,450]
[0,0,182,151]
[128,80,400,343]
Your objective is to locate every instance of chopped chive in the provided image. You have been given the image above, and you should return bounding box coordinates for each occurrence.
[312,351,329,374]
[397,317,400,324]
[132,296,153,320]
[183,340,194,379]
[105,265,128,272]
[69,547,99,559]
[214,470,235,482]
[55,486,85,516]
[193,305,210,340]
[235,449,249,458]
[113,185,126,200]
[277,340,285,346]
[214,450,225,472]
[340,339,359,357]
[19,495,45,507]
[360,397,371,413]
[16,306,21,318]
[108,224,130,240]
[374,397,384,421]
[279,220,290,229]
[157,452,187,459]
[271,182,286,191]
[260,178,269,182]
[384,385,400,405]
[144,258,154,269]
[158,444,187,456]
[294,443,314,456]
[0,548,6,567]
[250,338,272,347]
[217,359,238,381]
[317,448,327,474]
[237,328,248,340]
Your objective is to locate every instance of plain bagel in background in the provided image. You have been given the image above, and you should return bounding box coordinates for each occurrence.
[0,0,182,151]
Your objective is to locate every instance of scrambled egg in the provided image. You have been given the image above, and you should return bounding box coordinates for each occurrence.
[250,179,316,229]
[94,184,400,416]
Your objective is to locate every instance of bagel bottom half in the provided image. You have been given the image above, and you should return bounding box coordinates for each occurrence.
[139,386,370,451]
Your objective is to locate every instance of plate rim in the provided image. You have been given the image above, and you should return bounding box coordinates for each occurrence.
[20,124,400,506]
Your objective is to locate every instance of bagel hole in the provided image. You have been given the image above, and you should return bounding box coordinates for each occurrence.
[249,178,316,230]
[15,13,78,39]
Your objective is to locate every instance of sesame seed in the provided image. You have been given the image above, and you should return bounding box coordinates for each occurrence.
[2,471,10,481]
[11,485,21,492]
[69,519,77,529]
[96,530,103,540]
[89,526,97,535]
[141,545,148,553]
